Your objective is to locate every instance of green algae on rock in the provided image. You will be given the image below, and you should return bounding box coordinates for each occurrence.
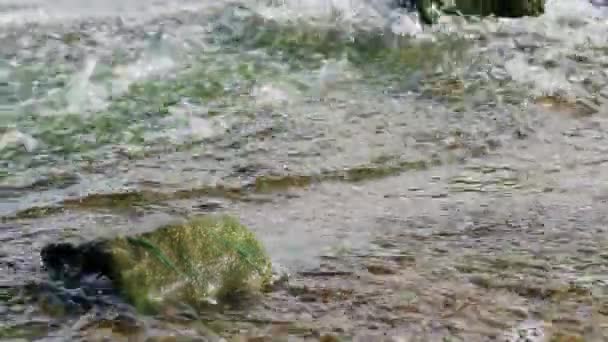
[40,215,272,312]
[213,8,471,76]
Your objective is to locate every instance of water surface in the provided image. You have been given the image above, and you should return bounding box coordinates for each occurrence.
[1,0,608,340]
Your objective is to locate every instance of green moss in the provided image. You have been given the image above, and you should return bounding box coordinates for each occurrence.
[6,50,268,174]
[345,161,429,181]
[61,191,166,209]
[107,215,272,312]
[254,175,313,193]
[61,32,82,45]
[0,287,17,302]
[548,332,584,342]
[3,185,246,221]
[0,321,51,340]
[5,159,430,221]
[251,160,429,193]
[4,205,65,221]
[216,13,471,77]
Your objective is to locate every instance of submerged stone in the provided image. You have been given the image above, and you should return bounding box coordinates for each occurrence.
[40,215,272,312]
[410,0,546,25]
[590,0,608,7]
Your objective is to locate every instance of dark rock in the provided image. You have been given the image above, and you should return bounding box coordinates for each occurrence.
[590,0,608,7]
[19,280,119,316]
[39,215,272,312]
[193,201,224,212]
[40,241,116,288]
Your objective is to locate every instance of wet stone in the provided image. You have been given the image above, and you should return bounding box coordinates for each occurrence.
[109,312,143,334]
[193,201,224,212]
[75,310,144,337]
[9,304,25,313]
[366,263,398,275]
[319,335,340,342]
[161,303,200,322]
[513,36,543,52]
[39,215,272,312]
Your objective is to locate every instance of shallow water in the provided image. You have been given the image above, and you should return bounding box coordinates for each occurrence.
[1,0,608,340]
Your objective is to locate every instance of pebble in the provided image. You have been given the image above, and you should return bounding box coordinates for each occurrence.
[490,66,511,80]
[567,73,586,84]
[513,36,543,51]
[164,303,199,321]
[110,312,144,334]
[9,304,25,313]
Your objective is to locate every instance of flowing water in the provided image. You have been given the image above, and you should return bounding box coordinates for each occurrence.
[1,0,608,340]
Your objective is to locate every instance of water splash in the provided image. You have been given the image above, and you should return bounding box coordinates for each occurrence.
[317,56,357,98]
[251,82,293,108]
[165,102,222,142]
[0,0,213,26]
[0,128,37,153]
[64,57,107,114]
[251,0,409,35]
[110,32,177,97]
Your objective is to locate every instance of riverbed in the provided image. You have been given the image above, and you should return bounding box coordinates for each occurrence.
[1,0,608,340]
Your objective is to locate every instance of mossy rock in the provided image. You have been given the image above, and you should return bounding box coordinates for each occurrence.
[416,0,545,24]
[458,0,545,17]
[40,215,272,312]
[494,0,545,17]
